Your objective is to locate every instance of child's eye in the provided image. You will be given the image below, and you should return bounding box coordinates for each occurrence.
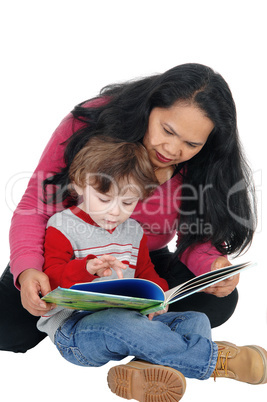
[122,198,138,206]
[99,198,110,203]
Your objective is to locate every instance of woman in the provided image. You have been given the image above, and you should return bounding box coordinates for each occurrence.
[0,63,256,353]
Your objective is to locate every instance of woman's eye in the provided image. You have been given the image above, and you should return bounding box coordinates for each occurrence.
[186,142,197,148]
[163,128,173,136]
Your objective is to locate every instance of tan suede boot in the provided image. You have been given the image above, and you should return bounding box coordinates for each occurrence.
[212,341,267,384]
[107,360,186,401]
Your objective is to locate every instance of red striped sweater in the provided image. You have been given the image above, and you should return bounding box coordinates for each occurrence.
[43,206,169,291]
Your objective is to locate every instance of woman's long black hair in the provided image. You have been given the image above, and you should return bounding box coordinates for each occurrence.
[43,63,257,257]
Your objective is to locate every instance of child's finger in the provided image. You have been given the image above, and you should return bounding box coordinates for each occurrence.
[110,260,127,270]
[100,255,116,262]
[112,266,124,279]
[102,268,112,277]
[93,258,103,265]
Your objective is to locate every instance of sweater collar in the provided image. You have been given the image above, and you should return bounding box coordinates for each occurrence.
[69,205,116,234]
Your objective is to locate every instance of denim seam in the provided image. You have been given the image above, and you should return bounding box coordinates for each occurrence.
[56,341,97,367]
[56,328,70,342]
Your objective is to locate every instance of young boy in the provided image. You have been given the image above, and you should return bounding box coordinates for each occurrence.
[38,136,267,402]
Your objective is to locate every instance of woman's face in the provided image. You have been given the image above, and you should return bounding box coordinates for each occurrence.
[143,103,214,168]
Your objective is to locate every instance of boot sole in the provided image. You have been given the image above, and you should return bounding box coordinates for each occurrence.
[107,361,186,401]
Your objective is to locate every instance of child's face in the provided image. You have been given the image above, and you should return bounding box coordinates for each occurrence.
[74,180,140,230]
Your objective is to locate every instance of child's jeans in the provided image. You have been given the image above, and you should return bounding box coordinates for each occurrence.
[54,308,218,380]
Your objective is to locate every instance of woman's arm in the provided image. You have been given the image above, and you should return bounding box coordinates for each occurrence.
[9,113,86,316]
[10,98,107,287]
[9,113,79,287]
[179,241,225,277]
[9,97,109,317]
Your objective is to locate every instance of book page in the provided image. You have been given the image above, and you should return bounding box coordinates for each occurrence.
[164,261,253,304]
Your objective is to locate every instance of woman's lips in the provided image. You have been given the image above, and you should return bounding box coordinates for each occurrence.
[155,151,174,163]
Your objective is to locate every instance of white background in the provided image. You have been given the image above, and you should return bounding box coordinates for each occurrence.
[1,1,266,400]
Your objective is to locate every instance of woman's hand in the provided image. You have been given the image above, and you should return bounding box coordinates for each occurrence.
[203,256,239,297]
[86,255,127,279]
[18,269,55,316]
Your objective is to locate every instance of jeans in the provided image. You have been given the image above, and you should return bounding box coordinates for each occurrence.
[54,308,218,380]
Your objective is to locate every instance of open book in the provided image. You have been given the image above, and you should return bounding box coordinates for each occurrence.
[42,261,253,315]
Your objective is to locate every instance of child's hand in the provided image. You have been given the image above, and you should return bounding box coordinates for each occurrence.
[86,255,127,279]
[148,305,169,321]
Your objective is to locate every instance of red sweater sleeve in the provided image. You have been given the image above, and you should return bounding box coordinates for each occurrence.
[43,227,97,290]
[134,234,169,292]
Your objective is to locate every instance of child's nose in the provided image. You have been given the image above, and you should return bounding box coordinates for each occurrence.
[109,203,121,215]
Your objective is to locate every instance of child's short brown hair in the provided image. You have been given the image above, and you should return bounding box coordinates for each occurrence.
[69,136,158,199]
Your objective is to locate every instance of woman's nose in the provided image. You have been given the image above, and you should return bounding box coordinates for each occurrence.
[164,142,182,158]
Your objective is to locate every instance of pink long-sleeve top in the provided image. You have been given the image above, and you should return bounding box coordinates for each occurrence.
[9,98,223,287]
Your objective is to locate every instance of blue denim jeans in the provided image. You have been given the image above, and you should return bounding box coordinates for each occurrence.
[54,308,218,380]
